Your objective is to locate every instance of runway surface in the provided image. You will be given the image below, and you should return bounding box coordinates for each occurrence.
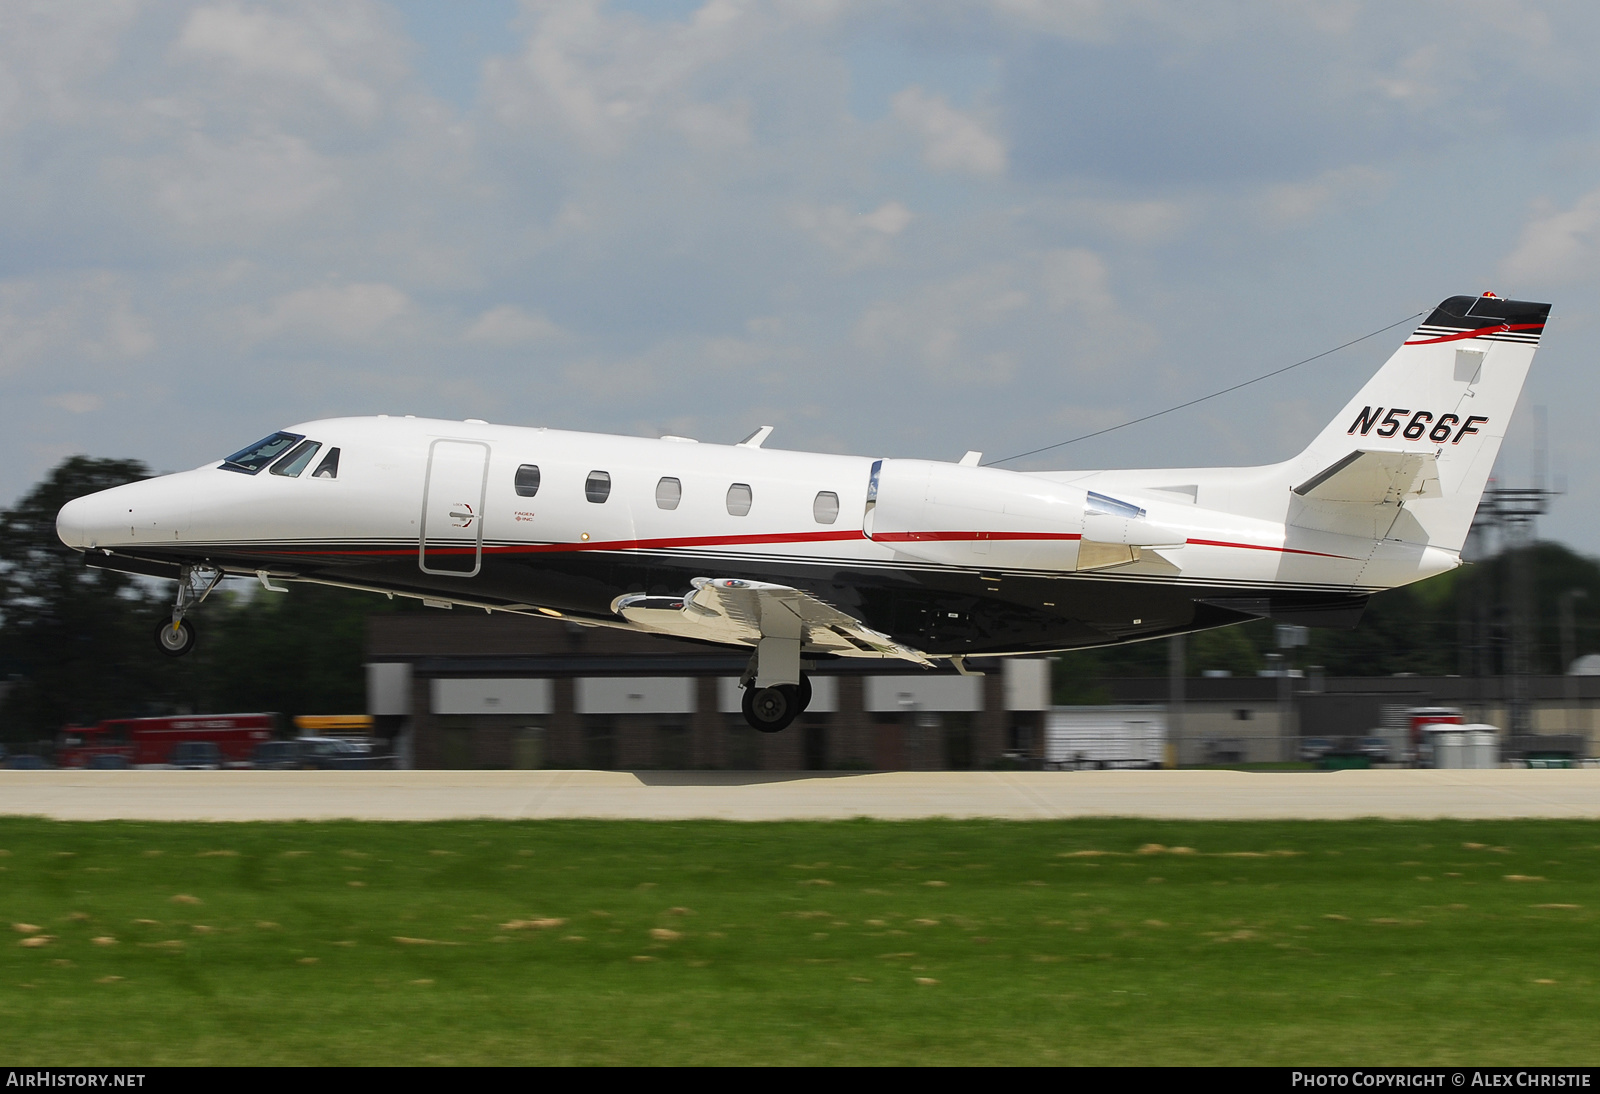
[3,769,1600,821]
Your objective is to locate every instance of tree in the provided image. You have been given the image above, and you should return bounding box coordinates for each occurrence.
[0,457,174,741]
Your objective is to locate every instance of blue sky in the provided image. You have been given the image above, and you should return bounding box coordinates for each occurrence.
[3,1,1600,547]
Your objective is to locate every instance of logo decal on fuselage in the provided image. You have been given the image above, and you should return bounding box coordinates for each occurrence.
[1346,406,1487,444]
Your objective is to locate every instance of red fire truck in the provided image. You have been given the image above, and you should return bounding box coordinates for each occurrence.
[57,714,277,768]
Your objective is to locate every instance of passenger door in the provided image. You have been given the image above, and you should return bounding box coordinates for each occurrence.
[420,439,490,576]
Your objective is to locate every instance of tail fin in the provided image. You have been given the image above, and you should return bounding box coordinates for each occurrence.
[1291,294,1550,553]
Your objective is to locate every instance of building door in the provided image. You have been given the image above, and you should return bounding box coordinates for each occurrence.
[420,439,490,576]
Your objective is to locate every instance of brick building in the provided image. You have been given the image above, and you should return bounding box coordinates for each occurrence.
[366,613,1050,770]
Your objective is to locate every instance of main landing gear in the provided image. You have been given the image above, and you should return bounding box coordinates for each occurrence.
[738,629,813,733]
[154,565,222,658]
[741,674,813,733]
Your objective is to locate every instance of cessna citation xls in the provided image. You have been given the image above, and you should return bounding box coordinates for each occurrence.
[57,293,1548,732]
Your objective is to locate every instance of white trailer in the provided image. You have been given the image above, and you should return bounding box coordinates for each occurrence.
[1046,706,1167,770]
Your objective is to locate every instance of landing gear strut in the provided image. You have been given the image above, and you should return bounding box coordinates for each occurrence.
[155,565,222,658]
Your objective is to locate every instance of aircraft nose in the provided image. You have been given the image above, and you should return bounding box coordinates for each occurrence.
[55,474,193,549]
[56,491,116,550]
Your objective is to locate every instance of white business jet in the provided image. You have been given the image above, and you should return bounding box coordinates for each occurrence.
[56,294,1548,732]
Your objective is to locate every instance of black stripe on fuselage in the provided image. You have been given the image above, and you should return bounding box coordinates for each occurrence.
[101,540,1372,655]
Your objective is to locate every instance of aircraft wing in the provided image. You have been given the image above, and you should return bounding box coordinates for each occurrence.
[1293,450,1441,505]
[613,577,934,665]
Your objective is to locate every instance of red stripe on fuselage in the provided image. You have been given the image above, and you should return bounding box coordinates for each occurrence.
[868,531,1082,543]
[1185,538,1350,559]
[255,528,1350,561]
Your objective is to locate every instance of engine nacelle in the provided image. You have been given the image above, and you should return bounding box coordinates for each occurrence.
[862,459,1186,572]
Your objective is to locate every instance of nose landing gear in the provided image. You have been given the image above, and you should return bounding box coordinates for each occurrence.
[154,565,222,658]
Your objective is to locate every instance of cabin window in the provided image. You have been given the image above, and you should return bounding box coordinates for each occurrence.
[586,470,611,504]
[813,491,840,525]
[220,431,304,475]
[514,464,541,497]
[269,440,322,478]
[726,483,752,517]
[312,448,340,479]
[656,476,681,510]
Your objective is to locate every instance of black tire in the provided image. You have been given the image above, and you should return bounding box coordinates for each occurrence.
[796,673,813,714]
[155,618,197,658]
[742,684,799,733]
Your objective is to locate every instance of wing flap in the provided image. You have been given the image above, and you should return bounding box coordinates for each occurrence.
[613,578,934,665]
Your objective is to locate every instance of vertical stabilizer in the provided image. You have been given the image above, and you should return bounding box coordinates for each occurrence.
[1290,294,1549,554]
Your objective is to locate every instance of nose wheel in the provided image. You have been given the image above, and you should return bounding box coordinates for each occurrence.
[155,618,197,657]
[153,565,222,658]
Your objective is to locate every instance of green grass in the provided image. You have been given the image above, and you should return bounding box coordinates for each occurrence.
[2,817,1598,1065]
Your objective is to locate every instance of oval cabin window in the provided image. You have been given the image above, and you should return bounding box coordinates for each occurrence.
[813,490,840,525]
[726,483,752,517]
[656,477,682,510]
[585,470,611,504]
[514,464,540,497]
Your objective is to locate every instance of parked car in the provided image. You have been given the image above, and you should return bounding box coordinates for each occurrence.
[295,737,380,770]
[5,754,50,769]
[250,740,302,769]
[86,753,130,770]
[168,741,222,769]
[1359,736,1391,763]
[1299,737,1336,762]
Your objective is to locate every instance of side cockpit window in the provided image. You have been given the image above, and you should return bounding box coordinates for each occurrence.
[312,448,340,479]
[220,431,304,475]
[270,440,322,477]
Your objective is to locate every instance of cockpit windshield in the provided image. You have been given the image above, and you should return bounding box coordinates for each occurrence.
[220,432,305,475]
[270,440,322,477]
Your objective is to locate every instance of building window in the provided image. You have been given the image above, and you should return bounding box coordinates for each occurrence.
[1235,708,1253,721]
[585,470,611,503]
[656,476,681,510]
[813,490,840,524]
[514,464,541,497]
[726,482,752,516]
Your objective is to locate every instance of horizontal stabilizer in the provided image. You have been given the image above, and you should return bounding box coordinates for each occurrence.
[1293,450,1440,506]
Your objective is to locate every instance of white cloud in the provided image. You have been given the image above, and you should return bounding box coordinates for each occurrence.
[465,306,565,346]
[854,260,1035,381]
[891,86,1007,177]
[45,393,104,414]
[790,201,915,267]
[482,0,779,154]
[1039,248,1115,314]
[175,1,401,122]
[241,283,411,343]
[0,274,154,378]
[1258,166,1391,226]
[131,132,340,236]
[1501,188,1600,285]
